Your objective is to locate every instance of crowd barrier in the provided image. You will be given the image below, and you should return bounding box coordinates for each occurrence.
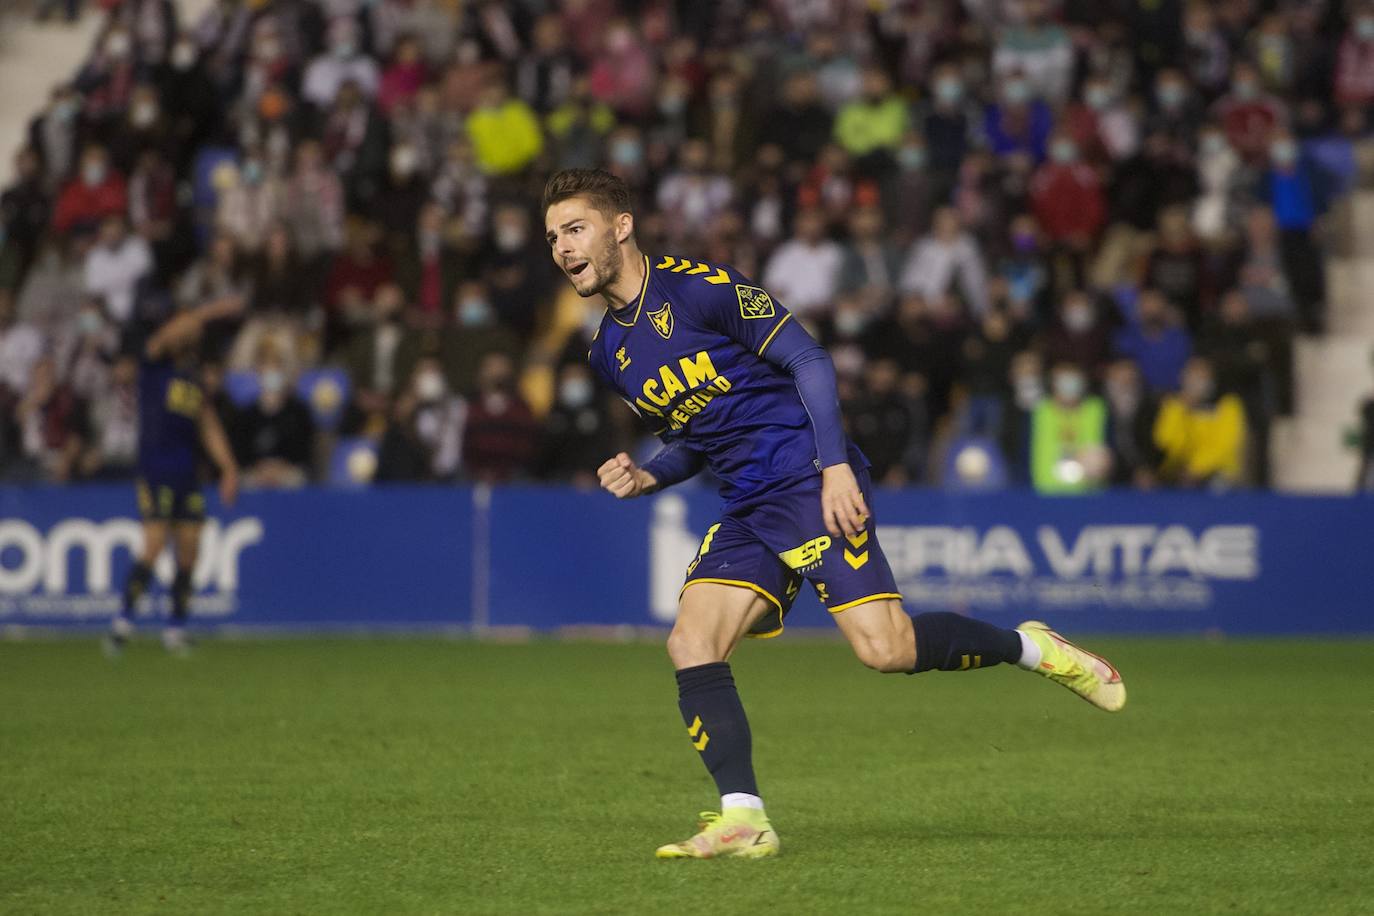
[1,484,1370,635]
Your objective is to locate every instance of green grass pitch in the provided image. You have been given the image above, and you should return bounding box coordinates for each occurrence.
[2,636,1371,915]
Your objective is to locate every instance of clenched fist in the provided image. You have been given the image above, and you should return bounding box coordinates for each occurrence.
[597,452,659,499]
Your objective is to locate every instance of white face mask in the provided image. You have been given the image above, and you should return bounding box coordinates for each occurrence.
[260,369,286,395]
[494,225,526,252]
[172,44,196,70]
[416,370,446,402]
[1064,304,1094,332]
[83,162,107,186]
[1053,372,1086,401]
[106,34,132,59]
[559,378,593,409]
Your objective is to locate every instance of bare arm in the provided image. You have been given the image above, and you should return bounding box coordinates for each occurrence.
[200,403,240,507]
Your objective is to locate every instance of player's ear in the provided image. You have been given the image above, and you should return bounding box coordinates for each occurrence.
[615,212,634,244]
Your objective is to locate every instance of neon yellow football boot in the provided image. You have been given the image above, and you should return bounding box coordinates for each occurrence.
[1017,620,1126,712]
[654,808,780,860]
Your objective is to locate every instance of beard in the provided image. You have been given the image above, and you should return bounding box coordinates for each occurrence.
[575,231,624,298]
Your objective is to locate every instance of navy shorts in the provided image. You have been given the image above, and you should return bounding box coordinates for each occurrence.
[681,469,902,638]
[136,476,206,522]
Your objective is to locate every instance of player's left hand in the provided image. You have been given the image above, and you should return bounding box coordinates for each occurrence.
[821,463,869,538]
[219,468,240,509]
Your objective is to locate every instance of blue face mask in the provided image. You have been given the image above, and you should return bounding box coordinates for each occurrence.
[610,139,643,167]
[459,298,494,327]
[897,147,925,170]
[934,78,963,105]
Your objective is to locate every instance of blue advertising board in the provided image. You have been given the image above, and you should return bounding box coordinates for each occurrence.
[1,484,1371,635]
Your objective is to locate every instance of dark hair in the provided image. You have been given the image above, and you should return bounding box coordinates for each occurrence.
[541,168,633,219]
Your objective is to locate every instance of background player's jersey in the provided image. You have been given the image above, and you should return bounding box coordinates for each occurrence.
[137,357,203,480]
[589,255,866,505]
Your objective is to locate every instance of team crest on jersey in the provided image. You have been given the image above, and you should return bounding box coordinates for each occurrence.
[736,285,776,320]
[647,302,674,340]
[616,346,631,371]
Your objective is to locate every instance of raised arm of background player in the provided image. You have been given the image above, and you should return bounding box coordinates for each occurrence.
[145,295,243,508]
[597,294,868,539]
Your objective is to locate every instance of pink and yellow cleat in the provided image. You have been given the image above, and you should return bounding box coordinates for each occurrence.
[655,808,780,860]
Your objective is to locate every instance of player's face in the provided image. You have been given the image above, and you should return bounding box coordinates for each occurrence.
[545,198,624,298]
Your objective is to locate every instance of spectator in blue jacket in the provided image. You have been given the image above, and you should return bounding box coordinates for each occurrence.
[1113,288,1193,395]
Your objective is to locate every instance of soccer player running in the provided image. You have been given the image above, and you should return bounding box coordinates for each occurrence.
[543,169,1125,860]
[105,294,241,657]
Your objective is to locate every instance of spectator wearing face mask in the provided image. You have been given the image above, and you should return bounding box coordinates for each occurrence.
[30,86,83,197]
[848,357,929,487]
[483,203,550,340]
[1211,61,1287,165]
[995,214,1050,325]
[534,362,613,486]
[762,207,845,320]
[232,341,314,488]
[1029,132,1106,288]
[436,280,519,396]
[302,17,380,109]
[958,306,1022,440]
[983,74,1054,162]
[1031,362,1109,495]
[78,353,140,480]
[1101,358,1160,489]
[898,206,989,318]
[838,205,902,312]
[461,351,537,483]
[992,0,1074,105]
[1041,291,1111,377]
[75,28,140,129]
[887,133,938,242]
[1255,130,1334,332]
[1000,349,1043,485]
[466,75,545,177]
[53,146,128,238]
[656,139,735,247]
[84,214,153,325]
[1141,206,1211,330]
[834,66,909,172]
[155,36,222,171]
[1154,356,1246,489]
[1113,288,1193,395]
[377,357,467,482]
[1,147,50,292]
[1147,68,1206,146]
[761,71,834,172]
[920,63,977,189]
[1336,9,1374,108]
[13,355,89,483]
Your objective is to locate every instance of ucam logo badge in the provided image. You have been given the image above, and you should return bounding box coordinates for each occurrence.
[0,516,264,619]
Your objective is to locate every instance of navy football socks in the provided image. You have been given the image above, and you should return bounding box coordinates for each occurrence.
[121,562,153,620]
[675,662,759,797]
[170,568,193,625]
[910,611,1022,673]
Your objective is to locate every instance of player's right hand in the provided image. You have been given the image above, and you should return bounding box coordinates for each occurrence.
[219,468,240,509]
[598,452,657,499]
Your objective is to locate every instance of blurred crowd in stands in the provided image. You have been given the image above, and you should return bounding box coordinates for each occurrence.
[0,0,1367,493]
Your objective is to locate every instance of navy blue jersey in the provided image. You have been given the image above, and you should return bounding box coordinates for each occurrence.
[138,358,203,479]
[589,255,866,506]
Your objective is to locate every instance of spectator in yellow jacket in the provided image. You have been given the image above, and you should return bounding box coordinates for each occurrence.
[1154,356,1247,488]
[466,77,544,176]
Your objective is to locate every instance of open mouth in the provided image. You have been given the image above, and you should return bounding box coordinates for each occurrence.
[567,261,589,277]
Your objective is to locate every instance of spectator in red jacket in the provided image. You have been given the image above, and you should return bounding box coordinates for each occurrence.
[1030,132,1105,288]
[52,146,127,237]
[1335,10,1374,108]
[461,351,537,483]
[1211,61,1286,164]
